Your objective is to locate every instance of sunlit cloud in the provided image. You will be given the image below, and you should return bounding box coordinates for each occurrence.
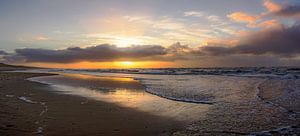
[263,0,281,13]
[227,0,298,29]
[256,19,281,28]
[227,12,259,27]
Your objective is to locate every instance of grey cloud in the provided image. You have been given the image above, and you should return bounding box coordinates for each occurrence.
[165,42,192,60]
[197,23,300,57]
[197,46,234,56]
[4,44,167,63]
[166,42,190,54]
[275,4,300,17]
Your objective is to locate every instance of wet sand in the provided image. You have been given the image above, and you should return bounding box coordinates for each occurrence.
[0,72,183,136]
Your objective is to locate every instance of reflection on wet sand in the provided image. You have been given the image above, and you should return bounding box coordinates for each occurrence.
[29,73,210,122]
[64,73,135,82]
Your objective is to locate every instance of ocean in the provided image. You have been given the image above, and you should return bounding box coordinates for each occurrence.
[23,67,300,135]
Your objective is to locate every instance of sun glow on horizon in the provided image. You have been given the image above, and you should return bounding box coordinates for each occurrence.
[22,61,176,69]
[116,61,135,68]
[120,61,134,66]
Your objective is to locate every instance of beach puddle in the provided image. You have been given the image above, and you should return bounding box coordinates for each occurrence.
[28,73,210,122]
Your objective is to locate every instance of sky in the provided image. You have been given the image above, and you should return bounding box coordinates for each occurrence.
[0,0,300,68]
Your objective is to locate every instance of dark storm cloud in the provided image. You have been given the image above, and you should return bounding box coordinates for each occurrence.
[4,44,167,63]
[197,23,300,57]
[275,4,300,17]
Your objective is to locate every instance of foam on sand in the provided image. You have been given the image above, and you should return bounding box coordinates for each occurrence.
[18,96,37,104]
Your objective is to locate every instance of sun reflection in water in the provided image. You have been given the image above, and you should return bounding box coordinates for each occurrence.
[62,73,135,82]
[32,74,210,122]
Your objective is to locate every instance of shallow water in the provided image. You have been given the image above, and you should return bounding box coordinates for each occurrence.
[28,73,210,122]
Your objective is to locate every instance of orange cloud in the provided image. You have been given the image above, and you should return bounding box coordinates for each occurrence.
[227,12,259,27]
[257,19,281,28]
[263,0,281,12]
[228,11,281,29]
[202,38,239,47]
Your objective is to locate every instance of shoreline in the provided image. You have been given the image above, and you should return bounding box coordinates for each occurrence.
[0,71,184,136]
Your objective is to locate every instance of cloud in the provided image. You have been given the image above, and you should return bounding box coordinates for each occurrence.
[228,12,258,23]
[184,11,204,17]
[152,17,186,30]
[263,0,281,13]
[227,12,259,27]
[164,42,193,60]
[228,1,299,28]
[256,19,280,28]
[4,44,167,63]
[207,15,220,22]
[275,4,300,18]
[197,23,300,57]
[4,21,300,65]
[184,11,221,23]
[263,0,300,18]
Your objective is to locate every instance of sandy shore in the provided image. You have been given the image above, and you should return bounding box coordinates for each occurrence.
[0,72,183,136]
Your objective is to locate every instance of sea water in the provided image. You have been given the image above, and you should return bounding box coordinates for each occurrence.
[23,67,299,134]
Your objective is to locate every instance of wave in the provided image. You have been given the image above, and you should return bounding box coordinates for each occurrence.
[47,67,300,79]
[25,67,299,105]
